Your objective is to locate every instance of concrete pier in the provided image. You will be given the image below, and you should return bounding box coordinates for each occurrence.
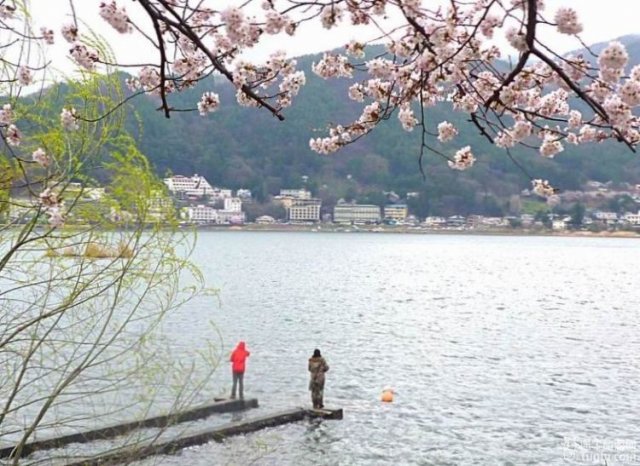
[65,407,344,466]
[0,398,258,460]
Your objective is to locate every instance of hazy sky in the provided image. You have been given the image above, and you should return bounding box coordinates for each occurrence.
[31,0,640,73]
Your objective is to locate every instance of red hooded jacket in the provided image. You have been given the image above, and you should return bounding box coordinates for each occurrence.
[230,341,250,373]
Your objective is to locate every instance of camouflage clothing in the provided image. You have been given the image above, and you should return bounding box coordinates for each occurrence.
[308,356,329,409]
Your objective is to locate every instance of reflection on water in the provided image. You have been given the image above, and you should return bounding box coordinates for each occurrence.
[137,232,640,465]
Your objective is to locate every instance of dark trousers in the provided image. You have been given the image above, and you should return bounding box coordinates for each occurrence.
[231,371,244,399]
[310,382,324,409]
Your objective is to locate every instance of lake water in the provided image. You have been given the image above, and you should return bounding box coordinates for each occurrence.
[144,231,640,465]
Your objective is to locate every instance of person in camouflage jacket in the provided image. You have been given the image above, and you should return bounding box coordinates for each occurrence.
[308,349,330,409]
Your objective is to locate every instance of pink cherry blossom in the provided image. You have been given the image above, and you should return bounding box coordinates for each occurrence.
[197,92,220,116]
[6,124,21,146]
[46,207,65,228]
[398,105,418,131]
[554,8,582,35]
[532,179,556,197]
[32,148,51,167]
[511,120,533,142]
[0,104,13,126]
[61,107,80,131]
[539,135,564,158]
[506,27,527,52]
[567,110,582,129]
[99,1,132,34]
[598,42,629,70]
[620,80,640,106]
[40,27,54,44]
[39,188,60,208]
[69,43,99,70]
[312,54,353,79]
[320,5,343,29]
[448,146,475,170]
[17,67,33,86]
[0,4,15,19]
[437,122,458,143]
[345,41,365,58]
[61,24,78,43]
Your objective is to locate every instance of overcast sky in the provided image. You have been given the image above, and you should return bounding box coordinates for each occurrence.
[31,0,640,74]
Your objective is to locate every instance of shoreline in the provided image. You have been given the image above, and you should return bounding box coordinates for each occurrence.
[192,223,640,239]
[5,223,637,239]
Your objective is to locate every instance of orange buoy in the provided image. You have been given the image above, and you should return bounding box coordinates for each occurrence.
[381,389,394,403]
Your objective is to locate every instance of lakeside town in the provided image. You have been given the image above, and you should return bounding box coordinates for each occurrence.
[6,173,640,234]
[169,174,640,233]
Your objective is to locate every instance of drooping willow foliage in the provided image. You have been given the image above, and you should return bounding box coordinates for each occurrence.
[0,18,219,465]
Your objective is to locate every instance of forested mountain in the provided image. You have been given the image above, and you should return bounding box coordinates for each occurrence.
[123,35,640,216]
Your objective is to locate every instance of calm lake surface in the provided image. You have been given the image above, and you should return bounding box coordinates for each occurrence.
[146,231,640,465]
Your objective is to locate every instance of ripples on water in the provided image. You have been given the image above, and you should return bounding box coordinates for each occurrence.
[142,232,640,465]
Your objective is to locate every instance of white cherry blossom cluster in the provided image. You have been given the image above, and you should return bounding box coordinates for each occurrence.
[18,67,33,86]
[309,134,346,155]
[61,24,78,43]
[567,110,582,129]
[0,104,13,126]
[536,89,569,118]
[348,84,365,102]
[495,131,515,148]
[532,179,556,197]
[236,89,260,108]
[264,9,293,35]
[197,92,220,115]
[598,41,628,69]
[437,122,458,143]
[6,0,640,198]
[190,7,214,27]
[39,188,65,228]
[306,1,640,174]
[479,15,500,39]
[365,79,392,102]
[620,79,640,106]
[69,43,99,70]
[278,71,306,107]
[40,27,54,44]
[0,89,18,149]
[220,7,261,48]
[398,104,417,131]
[43,209,64,228]
[505,27,527,52]
[511,120,533,141]
[320,5,343,29]
[6,125,21,146]
[448,146,475,171]
[359,102,382,124]
[312,54,353,79]
[308,101,383,155]
[345,41,365,58]
[492,120,527,150]
[539,133,564,158]
[32,148,51,167]
[230,52,301,110]
[554,8,582,35]
[61,107,80,131]
[173,52,206,83]
[561,55,589,82]
[0,4,15,19]
[578,126,598,143]
[99,1,132,34]
[138,67,161,92]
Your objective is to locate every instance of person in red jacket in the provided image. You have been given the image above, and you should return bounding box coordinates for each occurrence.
[230,341,250,400]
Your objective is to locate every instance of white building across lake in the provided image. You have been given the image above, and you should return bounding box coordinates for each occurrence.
[164,174,215,198]
[333,204,381,224]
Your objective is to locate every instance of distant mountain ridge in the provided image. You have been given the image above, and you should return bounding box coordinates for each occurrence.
[123,35,640,216]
